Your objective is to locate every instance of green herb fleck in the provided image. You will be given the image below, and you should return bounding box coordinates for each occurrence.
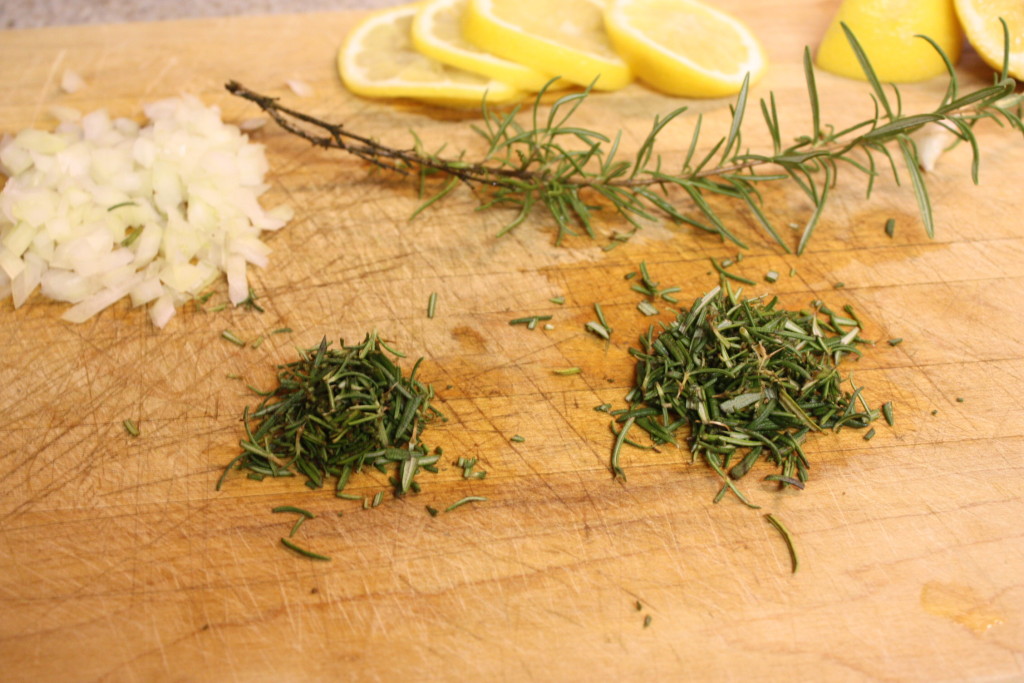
[637,300,659,316]
[510,435,525,443]
[885,218,896,237]
[594,403,612,413]
[426,505,439,517]
[764,513,799,573]
[765,270,779,283]
[549,296,565,305]
[863,428,876,441]
[956,397,965,403]
[833,282,845,289]
[371,491,384,508]
[122,419,140,437]
[221,330,246,346]
[445,496,487,512]
[280,537,331,561]
[887,338,903,346]
[271,505,315,518]
[553,367,581,376]
[427,292,438,319]
[239,287,265,313]
[272,327,292,335]
[882,401,895,426]
[643,615,652,628]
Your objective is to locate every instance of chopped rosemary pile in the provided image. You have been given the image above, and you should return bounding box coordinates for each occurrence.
[613,286,879,506]
[217,332,443,498]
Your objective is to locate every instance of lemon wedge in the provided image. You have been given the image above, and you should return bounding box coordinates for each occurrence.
[338,3,521,106]
[604,0,767,98]
[954,0,1024,79]
[463,0,633,91]
[815,0,963,82]
[411,0,557,91]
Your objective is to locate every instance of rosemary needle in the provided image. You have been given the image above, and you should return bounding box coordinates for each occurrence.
[510,435,525,443]
[271,505,315,518]
[427,292,438,319]
[221,330,246,346]
[280,537,331,561]
[122,419,140,437]
[553,367,582,376]
[445,496,487,512]
[765,513,799,573]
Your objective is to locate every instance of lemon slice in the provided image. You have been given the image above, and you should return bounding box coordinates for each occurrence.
[604,0,767,98]
[411,0,557,91]
[338,3,521,106]
[954,0,1024,79]
[463,0,633,91]
[815,0,963,82]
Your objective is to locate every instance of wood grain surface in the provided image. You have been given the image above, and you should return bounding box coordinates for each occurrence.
[1,1,1023,680]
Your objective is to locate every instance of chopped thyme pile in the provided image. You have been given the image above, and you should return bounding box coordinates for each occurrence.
[614,286,881,505]
[217,332,443,498]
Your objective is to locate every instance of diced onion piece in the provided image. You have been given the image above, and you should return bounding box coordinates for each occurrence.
[61,70,87,94]
[286,79,313,97]
[0,95,290,325]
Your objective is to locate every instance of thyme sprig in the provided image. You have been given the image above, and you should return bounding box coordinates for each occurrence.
[227,23,1021,253]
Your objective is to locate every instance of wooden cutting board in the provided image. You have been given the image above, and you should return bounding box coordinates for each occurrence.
[1,1,1022,680]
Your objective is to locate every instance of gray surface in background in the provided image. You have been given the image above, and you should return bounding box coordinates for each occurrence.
[2,0,402,29]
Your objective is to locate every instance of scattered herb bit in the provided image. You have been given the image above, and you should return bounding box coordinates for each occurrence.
[885,218,896,237]
[882,401,895,426]
[239,287,265,313]
[863,428,876,441]
[765,270,779,283]
[594,303,613,335]
[643,615,652,628]
[631,261,681,302]
[931,409,939,416]
[543,323,555,331]
[553,367,582,376]
[221,330,246,346]
[336,511,344,517]
[108,201,136,212]
[272,327,292,335]
[585,320,611,341]
[251,335,265,350]
[336,493,362,501]
[887,338,903,346]
[271,505,314,518]
[624,272,637,280]
[510,435,526,443]
[371,491,384,508]
[764,513,799,573]
[217,332,443,499]
[209,303,228,313]
[721,258,734,268]
[289,516,306,538]
[280,537,331,561]
[635,601,643,612]
[226,373,241,380]
[549,296,565,305]
[710,257,756,286]
[122,419,140,437]
[833,282,846,289]
[594,403,612,413]
[789,267,797,277]
[956,397,965,403]
[427,292,438,319]
[510,315,552,330]
[445,496,487,512]
[637,300,659,317]
[616,286,880,501]
[120,227,143,248]
[426,505,439,517]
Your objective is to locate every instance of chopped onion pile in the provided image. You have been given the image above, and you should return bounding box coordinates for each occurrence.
[0,95,292,327]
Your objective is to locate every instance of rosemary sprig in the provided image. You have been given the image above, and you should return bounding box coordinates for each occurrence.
[227,23,1022,253]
